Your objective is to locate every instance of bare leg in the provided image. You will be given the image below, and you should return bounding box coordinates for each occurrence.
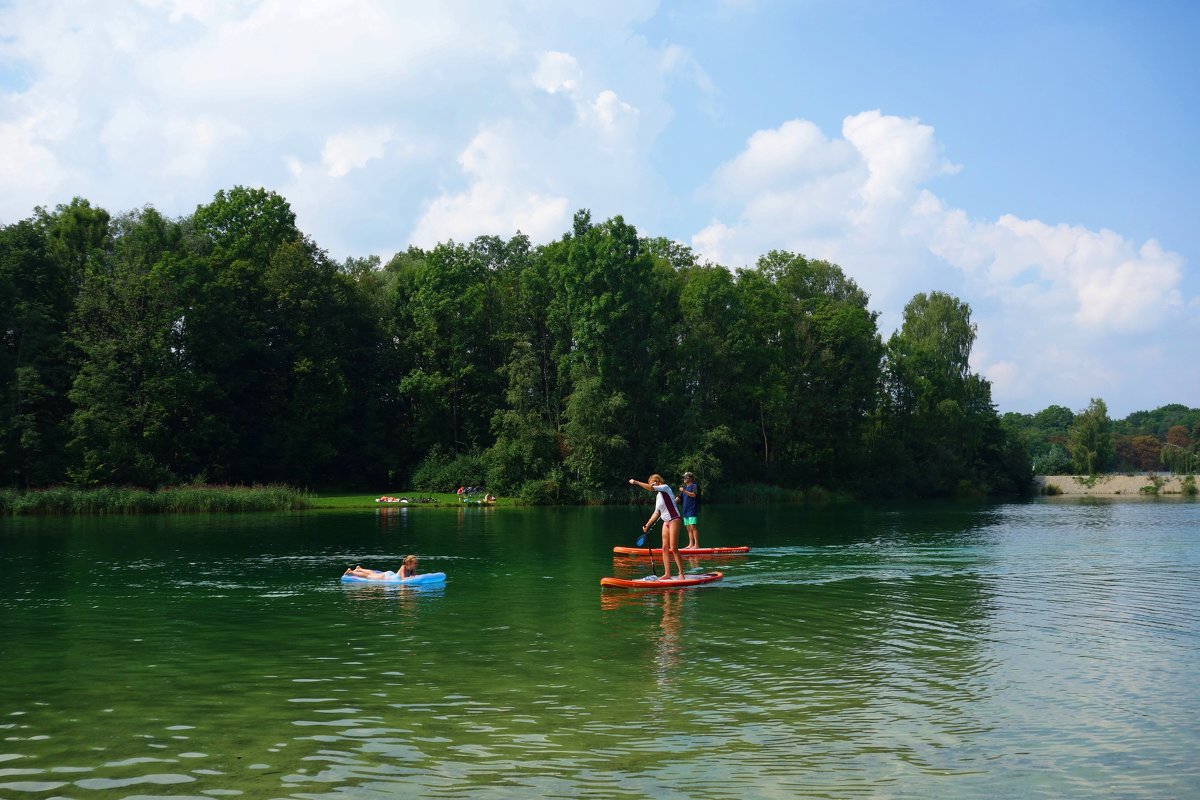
[659,524,673,579]
[687,523,699,549]
[667,519,684,578]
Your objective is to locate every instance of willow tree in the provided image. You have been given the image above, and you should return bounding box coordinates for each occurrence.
[1068,398,1114,476]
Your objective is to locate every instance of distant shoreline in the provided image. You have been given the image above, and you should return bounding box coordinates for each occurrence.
[1036,475,1194,496]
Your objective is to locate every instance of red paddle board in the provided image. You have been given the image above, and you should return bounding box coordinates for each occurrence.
[600,571,723,589]
[612,545,749,556]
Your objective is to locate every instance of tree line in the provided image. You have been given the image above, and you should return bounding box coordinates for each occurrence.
[1005,401,1200,476]
[6,185,1141,501]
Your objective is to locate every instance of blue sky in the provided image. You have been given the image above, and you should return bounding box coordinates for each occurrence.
[1,0,1196,418]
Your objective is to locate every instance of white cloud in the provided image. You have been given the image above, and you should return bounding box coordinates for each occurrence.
[692,221,734,263]
[322,126,393,178]
[533,51,581,94]
[710,120,857,200]
[843,110,959,221]
[0,120,68,219]
[4,2,1189,415]
[99,102,246,179]
[412,182,570,247]
[410,128,570,247]
[692,111,1193,413]
[161,2,450,100]
[162,115,248,177]
[587,89,639,135]
[927,205,1184,333]
[660,44,715,97]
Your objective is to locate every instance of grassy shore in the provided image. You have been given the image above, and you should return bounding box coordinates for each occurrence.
[0,486,516,515]
[310,492,511,510]
[0,484,311,515]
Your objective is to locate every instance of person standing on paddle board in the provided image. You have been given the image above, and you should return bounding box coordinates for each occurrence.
[629,474,685,580]
[678,472,700,549]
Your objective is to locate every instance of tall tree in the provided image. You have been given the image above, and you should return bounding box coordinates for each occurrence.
[754,251,882,486]
[544,212,663,496]
[67,208,209,485]
[1068,398,1114,475]
[391,237,512,464]
[179,187,307,481]
[0,218,76,485]
[876,291,1024,495]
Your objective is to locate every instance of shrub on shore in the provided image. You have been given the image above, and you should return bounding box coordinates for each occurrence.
[0,484,310,515]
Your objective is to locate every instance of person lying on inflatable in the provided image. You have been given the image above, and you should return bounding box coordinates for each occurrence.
[343,555,419,580]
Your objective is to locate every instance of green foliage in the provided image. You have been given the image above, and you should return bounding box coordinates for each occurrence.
[872,291,1029,496]
[1161,443,1200,475]
[1182,475,1197,496]
[7,188,1186,503]
[517,470,571,505]
[0,209,84,487]
[409,446,486,493]
[1032,444,1072,475]
[712,482,808,504]
[1116,404,1200,439]
[1068,398,1114,476]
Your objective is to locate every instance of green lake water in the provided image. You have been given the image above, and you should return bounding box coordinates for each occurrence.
[1,499,1198,798]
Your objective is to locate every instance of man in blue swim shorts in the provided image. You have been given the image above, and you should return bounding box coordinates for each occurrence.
[679,471,700,549]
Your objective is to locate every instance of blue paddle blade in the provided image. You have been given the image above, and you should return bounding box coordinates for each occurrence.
[635,532,646,547]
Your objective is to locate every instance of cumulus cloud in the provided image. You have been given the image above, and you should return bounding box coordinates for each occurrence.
[322,126,393,178]
[843,110,959,220]
[927,208,1184,333]
[527,50,640,142]
[0,120,68,219]
[0,0,676,256]
[710,119,857,199]
[587,89,639,136]
[692,111,1192,412]
[410,128,570,247]
[533,51,582,94]
[4,1,1189,414]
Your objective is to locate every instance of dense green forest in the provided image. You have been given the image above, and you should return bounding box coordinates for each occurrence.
[1,188,1193,501]
[1004,401,1200,477]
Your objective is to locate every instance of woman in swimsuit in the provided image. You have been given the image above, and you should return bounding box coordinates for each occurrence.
[628,474,684,580]
[344,554,418,579]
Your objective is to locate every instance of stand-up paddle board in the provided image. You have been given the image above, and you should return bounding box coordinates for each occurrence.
[600,571,723,589]
[612,545,749,556]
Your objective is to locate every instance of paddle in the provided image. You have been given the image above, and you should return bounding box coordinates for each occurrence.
[635,528,656,577]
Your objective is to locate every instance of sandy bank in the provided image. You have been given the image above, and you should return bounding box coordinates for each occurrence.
[1035,475,1193,496]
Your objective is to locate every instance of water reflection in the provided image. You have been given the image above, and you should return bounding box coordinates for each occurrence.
[2,501,1199,798]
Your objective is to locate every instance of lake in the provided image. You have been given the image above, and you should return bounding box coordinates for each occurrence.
[1,499,1198,798]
